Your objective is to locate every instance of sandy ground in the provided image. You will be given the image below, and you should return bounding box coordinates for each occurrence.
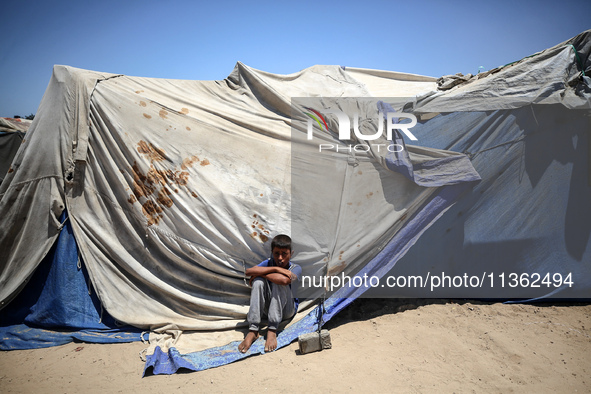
[1,299,590,393]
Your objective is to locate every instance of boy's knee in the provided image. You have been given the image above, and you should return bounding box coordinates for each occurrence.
[251,277,266,290]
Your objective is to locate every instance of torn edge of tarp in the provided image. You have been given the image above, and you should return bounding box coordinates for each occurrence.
[143,181,474,375]
[376,101,481,187]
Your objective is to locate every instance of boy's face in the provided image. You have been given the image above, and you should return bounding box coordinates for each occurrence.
[272,247,292,268]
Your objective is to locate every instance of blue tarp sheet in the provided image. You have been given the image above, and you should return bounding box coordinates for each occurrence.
[378,106,591,300]
[0,213,142,350]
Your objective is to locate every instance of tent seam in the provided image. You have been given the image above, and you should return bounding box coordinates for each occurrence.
[0,174,62,195]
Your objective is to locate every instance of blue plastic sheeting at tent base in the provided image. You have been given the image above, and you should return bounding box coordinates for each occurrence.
[0,324,143,350]
[144,299,331,375]
[0,212,143,350]
[143,182,470,375]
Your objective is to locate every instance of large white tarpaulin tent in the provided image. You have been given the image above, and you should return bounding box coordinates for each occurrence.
[1,30,589,375]
[0,60,477,327]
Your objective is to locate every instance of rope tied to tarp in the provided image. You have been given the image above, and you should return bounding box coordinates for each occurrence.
[570,44,586,77]
[57,214,69,231]
[466,135,527,160]
[316,258,329,336]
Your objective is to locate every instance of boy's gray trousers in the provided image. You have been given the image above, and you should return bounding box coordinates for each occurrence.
[247,277,295,331]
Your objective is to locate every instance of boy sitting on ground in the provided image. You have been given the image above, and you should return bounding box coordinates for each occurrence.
[239,234,302,353]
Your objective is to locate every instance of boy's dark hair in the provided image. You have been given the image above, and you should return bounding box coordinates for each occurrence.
[271,234,292,251]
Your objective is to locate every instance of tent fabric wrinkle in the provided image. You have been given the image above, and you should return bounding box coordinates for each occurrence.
[422,31,591,112]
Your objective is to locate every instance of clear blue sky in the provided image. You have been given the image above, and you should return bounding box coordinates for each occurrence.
[1,0,589,117]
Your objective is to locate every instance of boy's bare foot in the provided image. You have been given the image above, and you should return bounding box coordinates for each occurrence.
[264,329,278,352]
[238,330,259,353]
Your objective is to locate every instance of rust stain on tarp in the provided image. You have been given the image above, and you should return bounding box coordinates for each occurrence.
[142,200,163,226]
[328,260,346,275]
[157,188,173,208]
[182,156,209,169]
[137,141,166,161]
[125,140,209,226]
[250,215,270,243]
[181,156,200,170]
[250,231,269,243]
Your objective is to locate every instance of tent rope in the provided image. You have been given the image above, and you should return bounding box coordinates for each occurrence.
[139,347,148,362]
[467,135,526,159]
[317,260,329,333]
[242,259,249,287]
[57,214,69,231]
[570,44,586,77]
